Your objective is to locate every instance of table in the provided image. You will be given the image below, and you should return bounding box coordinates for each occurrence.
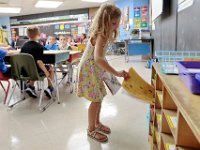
[124,38,154,62]
[68,51,81,63]
[4,50,70,103]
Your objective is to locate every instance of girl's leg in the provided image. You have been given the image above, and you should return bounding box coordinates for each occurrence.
[95,103,101,126]
[88,102,101,131]
[88,102,107,141]
[95,103,111,134]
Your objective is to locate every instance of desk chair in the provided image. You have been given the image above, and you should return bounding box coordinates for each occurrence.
[77,44,86,52]
[0,72,11,104]
[8,54,56,112]
[71,46,78,51]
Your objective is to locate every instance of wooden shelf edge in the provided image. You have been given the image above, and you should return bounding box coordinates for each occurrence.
[163,109,177,139]
[152,79,156,88]
[177,147,199,150]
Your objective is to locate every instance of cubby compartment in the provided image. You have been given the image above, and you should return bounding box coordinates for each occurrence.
[163,109,177,139]
[160,133,175,150]
[156,90,163,108]
[162,87,177,110]
[176,112,200,149]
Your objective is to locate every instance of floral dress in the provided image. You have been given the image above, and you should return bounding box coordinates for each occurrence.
[76,39,107,102]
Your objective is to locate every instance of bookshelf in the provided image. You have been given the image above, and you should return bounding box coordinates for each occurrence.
[149,64,200,150]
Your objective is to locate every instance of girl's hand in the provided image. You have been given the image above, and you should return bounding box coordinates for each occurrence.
[116,70,129,80]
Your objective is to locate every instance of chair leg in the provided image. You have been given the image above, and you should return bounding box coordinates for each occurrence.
[39,80,56,112]
[0,81,6,92]
[53,65,60,104]
[7,81,26,108]
[38,81,44,108]
[4,80,11,104]
[7,82,17,107]
[37,82,42,91]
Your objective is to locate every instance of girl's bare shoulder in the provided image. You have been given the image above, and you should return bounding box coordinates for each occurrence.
[91,34,107,47]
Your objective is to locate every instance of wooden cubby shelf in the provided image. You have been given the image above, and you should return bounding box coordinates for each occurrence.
[149,64,200,150]
[163,109,177,139]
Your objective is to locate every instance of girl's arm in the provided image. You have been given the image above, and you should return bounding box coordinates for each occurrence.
[94,35,128,78]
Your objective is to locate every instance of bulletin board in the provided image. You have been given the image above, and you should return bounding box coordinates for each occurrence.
[121,6,130,29]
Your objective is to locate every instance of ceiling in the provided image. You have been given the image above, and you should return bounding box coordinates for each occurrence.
[0,0,115,17]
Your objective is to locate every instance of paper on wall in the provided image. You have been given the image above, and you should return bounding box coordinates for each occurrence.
[78,26,86,35]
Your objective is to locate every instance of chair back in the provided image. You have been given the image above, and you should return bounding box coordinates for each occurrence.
[77,44,86,52]
[71,46,78,51]
[10,53,41,81]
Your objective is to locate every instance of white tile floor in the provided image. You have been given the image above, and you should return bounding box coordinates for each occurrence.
[0,56,151,150]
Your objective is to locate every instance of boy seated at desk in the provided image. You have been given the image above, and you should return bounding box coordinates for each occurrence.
[57,35,72,76]
[58,35,70,50]
[45,36,58,50]
[21,26,54,99]
[0,47,14,76]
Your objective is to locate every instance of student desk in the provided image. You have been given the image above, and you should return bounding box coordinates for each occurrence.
[4,50,70,103]
[124,38,154,62]
[149,63,200,150]
[68,51,81,63]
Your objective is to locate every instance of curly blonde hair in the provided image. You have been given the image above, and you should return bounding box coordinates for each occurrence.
[89,3,121,42]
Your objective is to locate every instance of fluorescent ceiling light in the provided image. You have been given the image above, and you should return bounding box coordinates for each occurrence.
[82,0,108,3]
[35,0,63,8]
[0,7,21,13]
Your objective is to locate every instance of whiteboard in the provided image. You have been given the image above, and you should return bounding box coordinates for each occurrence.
[152,0,163,21]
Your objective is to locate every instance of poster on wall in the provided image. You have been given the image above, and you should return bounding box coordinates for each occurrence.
[134,6,148,29]
[134,7,141,28]
[78,26,86,36]
[121,6,130,29]
[0,30,3,43]
[71,24,78,37]
[134,19,141,29]
[2,30,8,44]
[140,6,148,28]
[134,7,141,18]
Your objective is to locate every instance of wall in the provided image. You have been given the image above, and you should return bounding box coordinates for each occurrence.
[89,7,99,19]
[115,0,149,40]
[0,17,11,42]
[153,0,200,51]
[152,0,177,50]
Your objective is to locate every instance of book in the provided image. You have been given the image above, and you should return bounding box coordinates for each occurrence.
[167,116,177,129]
[165,143,176,150]
[103,72,121,95]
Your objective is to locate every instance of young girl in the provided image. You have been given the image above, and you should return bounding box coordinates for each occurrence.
[77,4,129,143]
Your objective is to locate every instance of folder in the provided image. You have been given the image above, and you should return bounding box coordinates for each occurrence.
[122,67,155,104]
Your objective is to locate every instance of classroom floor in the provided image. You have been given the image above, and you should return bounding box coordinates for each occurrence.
[0,56,151,150]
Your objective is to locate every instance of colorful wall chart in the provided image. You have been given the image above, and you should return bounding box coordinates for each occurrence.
[134,5,148,29]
